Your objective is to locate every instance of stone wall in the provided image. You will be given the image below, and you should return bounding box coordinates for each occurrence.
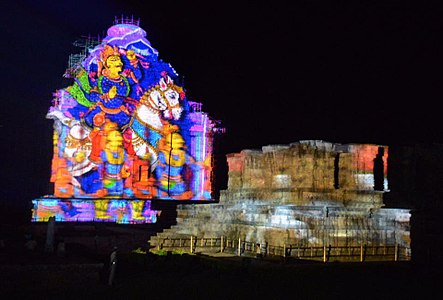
[149,140,409,255]
[224,140,387,207]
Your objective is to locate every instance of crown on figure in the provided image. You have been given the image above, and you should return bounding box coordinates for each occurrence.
[100,45,120,64]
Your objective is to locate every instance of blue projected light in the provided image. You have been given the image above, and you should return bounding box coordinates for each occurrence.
[33,18,222,223]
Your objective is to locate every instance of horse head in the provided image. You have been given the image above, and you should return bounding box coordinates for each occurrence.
[158,76,184,120]
[130,76,185,165]
[137,76,184,121]
[139,85,169,113]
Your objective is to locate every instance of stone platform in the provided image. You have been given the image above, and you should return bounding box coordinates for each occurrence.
[149,141,411,254]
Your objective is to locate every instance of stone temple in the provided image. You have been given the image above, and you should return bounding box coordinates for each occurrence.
[149,140,410,255]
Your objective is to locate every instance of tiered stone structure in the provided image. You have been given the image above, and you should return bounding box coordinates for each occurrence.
[224,141,386,207]
[149,140,410,253]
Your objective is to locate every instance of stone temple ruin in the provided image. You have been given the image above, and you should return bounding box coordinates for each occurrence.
[149,140,411,257]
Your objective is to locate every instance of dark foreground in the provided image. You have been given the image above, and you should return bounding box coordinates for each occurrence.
[0,222,439,300]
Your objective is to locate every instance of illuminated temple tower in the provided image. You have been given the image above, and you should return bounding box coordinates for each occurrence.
[32,17,221,224]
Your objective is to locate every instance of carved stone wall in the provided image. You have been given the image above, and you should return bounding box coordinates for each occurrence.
[149,140,410,254]
[224,140,387,207]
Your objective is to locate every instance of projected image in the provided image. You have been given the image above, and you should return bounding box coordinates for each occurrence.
[350,144,389,191]
[45,19,218,201]
[32,198,159,224]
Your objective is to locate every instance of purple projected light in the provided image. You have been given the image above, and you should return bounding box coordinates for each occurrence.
[32,17,224,223]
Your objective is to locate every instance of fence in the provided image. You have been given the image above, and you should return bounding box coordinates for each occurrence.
[154,236,410,262]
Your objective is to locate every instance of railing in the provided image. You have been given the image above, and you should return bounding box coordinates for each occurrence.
[154,236,411,262]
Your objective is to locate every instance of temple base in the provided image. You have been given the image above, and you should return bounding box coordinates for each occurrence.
[31,196,160,224]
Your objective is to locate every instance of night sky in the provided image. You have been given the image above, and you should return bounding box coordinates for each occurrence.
[1,0,443,208]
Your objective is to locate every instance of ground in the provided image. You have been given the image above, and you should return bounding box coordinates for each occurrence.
[0,220,439,300]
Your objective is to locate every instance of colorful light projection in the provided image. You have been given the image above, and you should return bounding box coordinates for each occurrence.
[32,198,159,224]
[43,19,218,205]
[349,144,389,190]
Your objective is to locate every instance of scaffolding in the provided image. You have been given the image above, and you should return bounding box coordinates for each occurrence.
[113,15,140,26]
[64,35,101,78]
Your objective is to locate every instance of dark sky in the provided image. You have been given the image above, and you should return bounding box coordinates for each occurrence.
[1,0,443,205]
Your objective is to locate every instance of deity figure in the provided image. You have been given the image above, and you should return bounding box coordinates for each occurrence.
[53,159,75,198]
[79,45,141,130]
[94,199,111,220]
[88,116,118,164]
[155,130,198,199]
[42,21,217,204]
[100,130,129,196]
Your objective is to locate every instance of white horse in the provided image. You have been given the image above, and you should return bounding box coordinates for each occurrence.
[130,76,184,170]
